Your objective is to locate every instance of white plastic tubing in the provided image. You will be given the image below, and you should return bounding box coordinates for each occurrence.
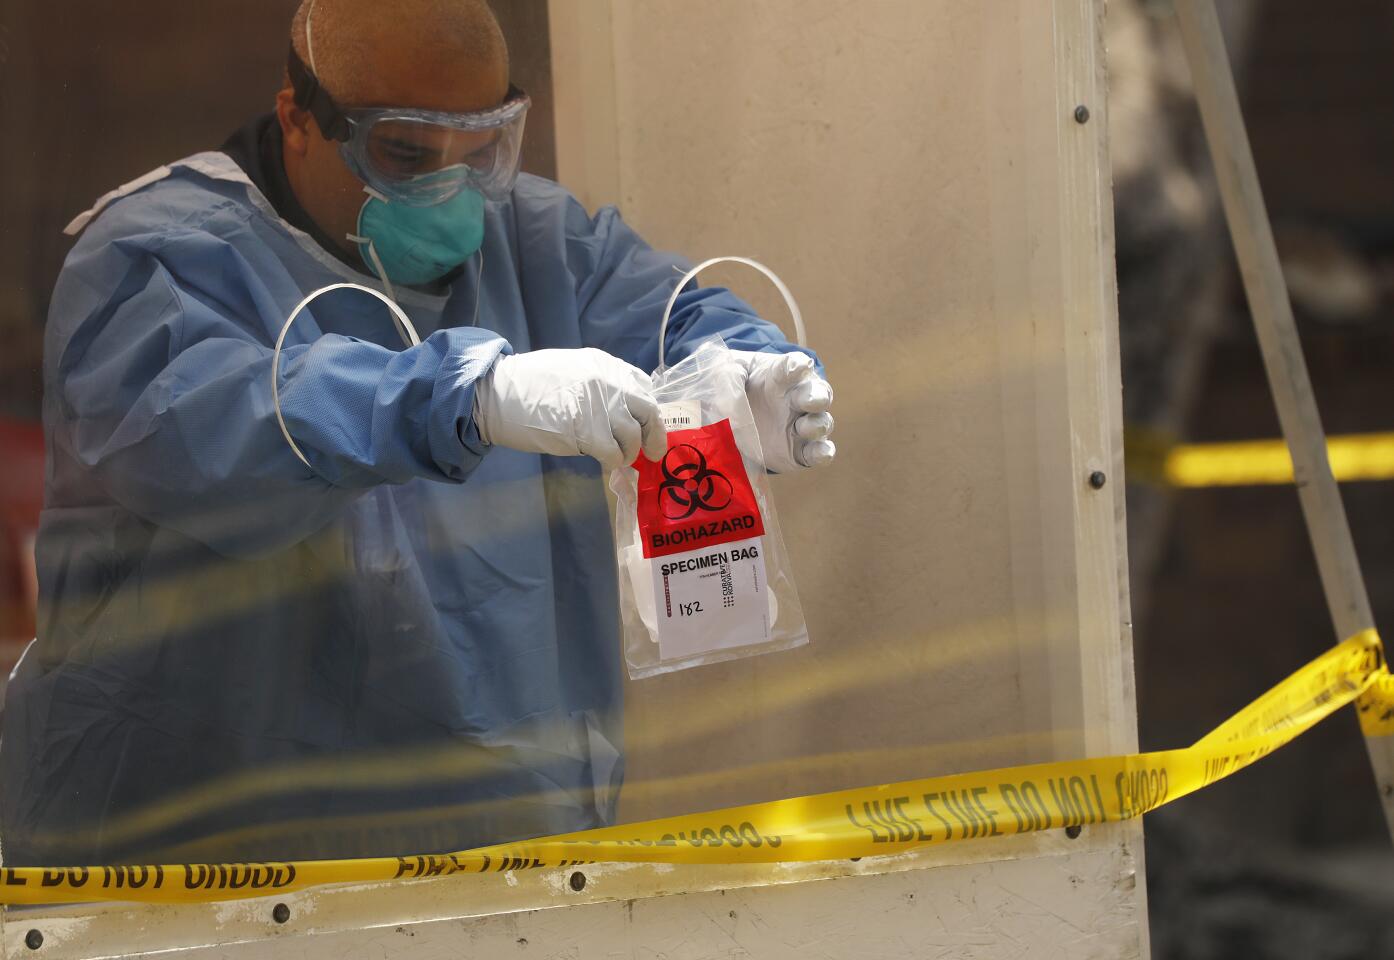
[271,283,421,469]
[658,256,808,371]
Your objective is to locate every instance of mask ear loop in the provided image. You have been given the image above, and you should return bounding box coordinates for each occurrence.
[471,246,485,327]
[306,0,320,73]
[656,256,808,373]
[272,282,421,469]
[347,187,403,314]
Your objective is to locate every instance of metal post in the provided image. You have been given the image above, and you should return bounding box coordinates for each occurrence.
[1172,0,1394,836]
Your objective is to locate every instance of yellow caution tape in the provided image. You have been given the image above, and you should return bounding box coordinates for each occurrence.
[1125,429,1394,487]
[2,629,1388,906]
[1357,665,1394,737]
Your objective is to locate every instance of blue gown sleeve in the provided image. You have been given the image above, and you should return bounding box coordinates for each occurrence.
[562,201,822,373]
[49,227,509,558]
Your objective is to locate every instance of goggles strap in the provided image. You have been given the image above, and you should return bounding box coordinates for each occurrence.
[287,44,352,142]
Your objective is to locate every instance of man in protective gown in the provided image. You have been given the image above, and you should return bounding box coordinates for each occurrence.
[0,0,835,864]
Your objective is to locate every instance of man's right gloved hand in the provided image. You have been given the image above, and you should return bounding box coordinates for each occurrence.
[473,348,668,469]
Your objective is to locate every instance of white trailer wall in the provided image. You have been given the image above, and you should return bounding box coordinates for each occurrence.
[551,0,1142,829]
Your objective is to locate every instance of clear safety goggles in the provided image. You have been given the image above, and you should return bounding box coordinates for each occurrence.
[288,45,529,205]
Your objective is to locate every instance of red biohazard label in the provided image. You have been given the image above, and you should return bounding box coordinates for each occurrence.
[634,418,765,559]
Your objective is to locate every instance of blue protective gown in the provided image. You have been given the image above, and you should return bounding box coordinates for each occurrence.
[0,150,815,865]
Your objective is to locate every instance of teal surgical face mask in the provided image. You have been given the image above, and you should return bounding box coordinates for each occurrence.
[349,183,486,290]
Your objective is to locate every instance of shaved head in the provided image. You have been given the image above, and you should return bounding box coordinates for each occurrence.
[290,0,509,110]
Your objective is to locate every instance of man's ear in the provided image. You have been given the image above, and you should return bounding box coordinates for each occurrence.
[276,87,314,156]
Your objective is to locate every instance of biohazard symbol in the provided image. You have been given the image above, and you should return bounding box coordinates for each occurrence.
[658,444,734,520]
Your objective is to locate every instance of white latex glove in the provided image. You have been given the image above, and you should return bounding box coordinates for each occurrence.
[473,348,667,469]
[732,351,835,473]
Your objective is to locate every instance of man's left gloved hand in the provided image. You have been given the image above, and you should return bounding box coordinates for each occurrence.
[731,351,835,473]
